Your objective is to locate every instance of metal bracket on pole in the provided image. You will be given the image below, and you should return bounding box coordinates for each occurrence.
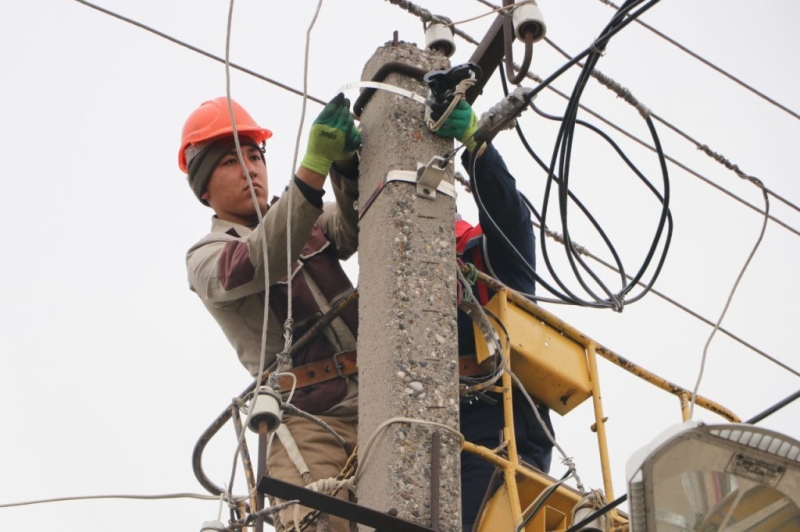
[415,156,451,199]
[359,158,454,220]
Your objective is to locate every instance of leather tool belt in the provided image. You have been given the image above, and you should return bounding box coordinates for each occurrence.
[276,351,358,392]
[276,351,492,393]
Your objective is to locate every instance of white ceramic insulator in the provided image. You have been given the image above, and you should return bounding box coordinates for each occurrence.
[571,506,606,532]
[247,388,283,434]
[513,2,547,42]
[200,520,227,532]
[425,22,456,58]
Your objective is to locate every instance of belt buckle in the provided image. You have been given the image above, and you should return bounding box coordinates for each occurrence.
[331,351,347,378]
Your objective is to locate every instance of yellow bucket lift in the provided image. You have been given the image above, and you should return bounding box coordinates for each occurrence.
[465,269,741,532]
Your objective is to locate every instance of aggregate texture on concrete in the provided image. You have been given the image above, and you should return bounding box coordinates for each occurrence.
[356,40,462,532]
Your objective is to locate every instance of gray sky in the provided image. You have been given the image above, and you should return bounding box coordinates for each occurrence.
[2,0,799,530]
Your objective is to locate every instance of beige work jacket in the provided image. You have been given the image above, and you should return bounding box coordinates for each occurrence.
[186,172,360,415]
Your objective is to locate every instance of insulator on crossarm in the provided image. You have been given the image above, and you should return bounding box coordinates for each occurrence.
[247,387,283,434]
[513,2,546,42]
[425,18,456,58]
[200,520,227,532]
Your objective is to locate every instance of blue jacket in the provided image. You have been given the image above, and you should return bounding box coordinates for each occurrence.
[456,144,554,461]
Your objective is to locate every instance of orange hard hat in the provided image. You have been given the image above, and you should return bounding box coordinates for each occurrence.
[178,97,273,173]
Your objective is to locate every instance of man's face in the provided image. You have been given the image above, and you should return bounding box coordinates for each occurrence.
[202,144,269,226]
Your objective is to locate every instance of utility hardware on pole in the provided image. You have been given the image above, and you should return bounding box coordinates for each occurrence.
[356,40,461,531]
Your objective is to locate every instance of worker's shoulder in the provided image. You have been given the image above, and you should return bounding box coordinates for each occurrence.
[187,218,251,255]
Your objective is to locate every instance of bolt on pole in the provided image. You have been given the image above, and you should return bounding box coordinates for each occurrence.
[356,40,461,532]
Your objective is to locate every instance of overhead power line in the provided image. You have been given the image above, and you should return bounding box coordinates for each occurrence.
[76,0,800,239]
[74,0,798,372]
[595,0,800,123]
[74,0,326,106]
[0,492,220,509]
[543,37,800,216]
[528,219,800,380]
[468,0,800,231]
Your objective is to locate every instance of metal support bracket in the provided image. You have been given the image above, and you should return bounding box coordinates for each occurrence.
[415,156,452,199]
[258,476,437,532]
[359,158,455,219]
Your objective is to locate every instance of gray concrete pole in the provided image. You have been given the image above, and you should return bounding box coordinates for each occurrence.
[356,41,461,532]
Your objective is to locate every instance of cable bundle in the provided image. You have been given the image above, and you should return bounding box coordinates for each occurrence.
[470,0,672,310]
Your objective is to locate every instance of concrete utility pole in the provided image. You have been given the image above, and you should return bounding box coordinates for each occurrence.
[357,41,461,531]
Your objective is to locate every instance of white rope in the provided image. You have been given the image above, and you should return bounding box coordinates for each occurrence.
[281,0,326,365]
[690,182,770,418]
[223,0,273,503]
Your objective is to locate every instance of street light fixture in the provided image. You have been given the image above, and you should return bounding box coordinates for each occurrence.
[626,421,800,531]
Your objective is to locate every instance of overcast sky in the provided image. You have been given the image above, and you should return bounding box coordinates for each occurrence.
[2,1,799,530]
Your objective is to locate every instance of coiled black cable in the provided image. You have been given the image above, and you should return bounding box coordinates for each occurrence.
[466,0,670,308]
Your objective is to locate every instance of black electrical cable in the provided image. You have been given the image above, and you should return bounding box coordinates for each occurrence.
[539,0,670,309]
[499,67,630,298]
[516,471,572,532]
[746,390,800,425]
[467,143,579,305]
[465,0,666,308]
[542,0,640,306]
[478,0,670,308]
[530,101,673,305]
[564,494,628,532]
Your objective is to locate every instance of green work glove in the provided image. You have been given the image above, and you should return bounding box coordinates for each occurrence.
[301,93,361,176]
[429,99,479,152]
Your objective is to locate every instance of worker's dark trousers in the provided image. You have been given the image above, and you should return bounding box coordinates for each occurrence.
[460,390,553,532]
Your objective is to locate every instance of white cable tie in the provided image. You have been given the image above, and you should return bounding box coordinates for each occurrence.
[337,81,428,107]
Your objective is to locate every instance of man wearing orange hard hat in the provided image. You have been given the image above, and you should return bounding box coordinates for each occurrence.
[182,94,361,532]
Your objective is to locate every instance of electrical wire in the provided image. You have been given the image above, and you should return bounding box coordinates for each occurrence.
[222,0,274,506]
[443,0,534,27]
[464,0,800,238]
[283,0,327,368]
[542,35,800,217]
[594,0,800,124]
[0,492,224,509]
[541,0,669,310]
[77,0,800,237]
[690,181,771,419]
[516,470,573,532]
[524,97,673,307]
[465,0,671,309]
[545,222,800,379]
[456,128,800,379]
[73,0,326,106]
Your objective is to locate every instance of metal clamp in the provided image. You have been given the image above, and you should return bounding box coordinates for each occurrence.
[360,159,455,219]
[416,156,451,199]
